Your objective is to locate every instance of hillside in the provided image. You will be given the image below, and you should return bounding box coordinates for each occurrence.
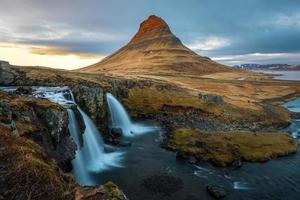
[80,15,233,75]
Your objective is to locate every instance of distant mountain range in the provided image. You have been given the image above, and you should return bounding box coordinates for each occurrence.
[234,64,300,71]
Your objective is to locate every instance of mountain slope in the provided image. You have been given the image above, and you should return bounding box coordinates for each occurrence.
[80,15,233,75]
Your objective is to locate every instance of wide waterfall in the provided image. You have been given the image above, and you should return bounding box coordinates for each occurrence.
[32,87,123,186]
[106,93,157,137]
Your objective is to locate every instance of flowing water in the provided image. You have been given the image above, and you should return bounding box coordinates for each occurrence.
[100,96,300,200]
[32,87,124,186]
[106,93,157,137]
[1,86,300,199]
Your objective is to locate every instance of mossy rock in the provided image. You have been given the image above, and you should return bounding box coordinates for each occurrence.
[167,128,298,167]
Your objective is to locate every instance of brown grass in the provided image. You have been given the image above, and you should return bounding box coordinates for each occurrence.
[168,128,298,167]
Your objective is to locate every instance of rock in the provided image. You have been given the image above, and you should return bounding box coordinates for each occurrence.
[111,127,123,137]
[206,184,226,199]
[176,151,188,161]
[199,93,224,105]
[176,152,197,163]
[75,182,127,200]
[188,156,198,164]
[232,158,243,169]
[0,92,76,172]
[15,86,32,95]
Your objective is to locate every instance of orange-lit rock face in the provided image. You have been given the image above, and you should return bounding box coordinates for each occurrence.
[129,15,171,44]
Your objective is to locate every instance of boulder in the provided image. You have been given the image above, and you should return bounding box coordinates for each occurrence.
[206,184,226,199]
[15,86,32,95]
[232,158,243,169]
[111,127,123,137]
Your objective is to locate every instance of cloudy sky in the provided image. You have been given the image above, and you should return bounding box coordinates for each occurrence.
[0,0,299,69]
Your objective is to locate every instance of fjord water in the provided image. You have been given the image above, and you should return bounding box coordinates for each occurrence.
[32,87,123,186]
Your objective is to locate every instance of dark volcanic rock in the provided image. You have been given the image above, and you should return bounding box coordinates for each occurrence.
[0,92,76,172]
[0,65,15,85]
[111,127,123,137]
[206,184,226,199]
[15,86,32,95]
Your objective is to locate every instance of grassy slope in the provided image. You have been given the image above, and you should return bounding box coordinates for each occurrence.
[0,125,76,200]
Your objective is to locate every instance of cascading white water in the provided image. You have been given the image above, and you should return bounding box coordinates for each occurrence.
[106,93,157,137]
[32,87,123,186]
[106,93,133,136]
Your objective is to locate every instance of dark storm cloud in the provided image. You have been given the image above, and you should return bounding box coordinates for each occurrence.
[0,0,299,64]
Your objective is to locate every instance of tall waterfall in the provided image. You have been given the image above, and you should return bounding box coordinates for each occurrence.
[106,93,157,137]
[32,87,123,186]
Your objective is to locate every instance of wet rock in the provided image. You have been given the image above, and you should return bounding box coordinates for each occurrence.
[176,151,197,164]
[71,85,106,128]
[188,156,198,164]
[176,151,188,161]
[15,86,32,95]
[206,184,226,199]
[111,127,123,137]
[0,92,76,172]
[232,158,243,169]
[0,65,15,85]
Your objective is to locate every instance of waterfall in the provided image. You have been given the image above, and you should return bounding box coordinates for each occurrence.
[32,87,123,186]
[106,93,157,137]
[106,93,133,136]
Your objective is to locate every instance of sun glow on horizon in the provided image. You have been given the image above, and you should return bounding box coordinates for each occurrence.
[0,43,104,69]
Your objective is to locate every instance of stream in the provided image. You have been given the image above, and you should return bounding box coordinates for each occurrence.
[0,86,299,199]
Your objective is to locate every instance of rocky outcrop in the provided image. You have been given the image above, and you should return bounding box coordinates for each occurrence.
[0,65,15,85]
[0,92,76,171]
[75,182,127,200]
[0,124,128,200]
[71,84,107,131]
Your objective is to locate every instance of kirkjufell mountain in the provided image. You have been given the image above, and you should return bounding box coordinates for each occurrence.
[80,15,233,75]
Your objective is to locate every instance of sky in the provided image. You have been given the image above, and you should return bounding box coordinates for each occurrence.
[0,0,299,69]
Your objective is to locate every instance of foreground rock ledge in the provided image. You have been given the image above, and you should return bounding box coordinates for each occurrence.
[167,128,298,167]
[0,125,127,200]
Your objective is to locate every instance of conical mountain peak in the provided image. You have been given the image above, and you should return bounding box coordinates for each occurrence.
[80,15,232,75]
[129,15,174,44]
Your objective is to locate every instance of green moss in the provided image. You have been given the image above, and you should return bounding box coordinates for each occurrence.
[103,181,122,198]
[168,128,298,167]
